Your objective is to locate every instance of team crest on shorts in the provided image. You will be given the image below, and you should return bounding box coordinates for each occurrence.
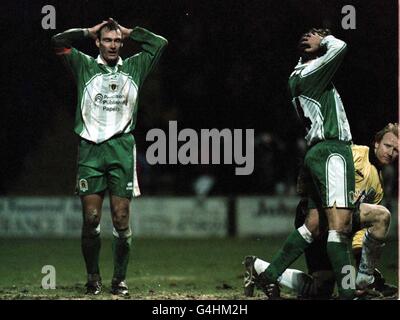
[79,179,88,192]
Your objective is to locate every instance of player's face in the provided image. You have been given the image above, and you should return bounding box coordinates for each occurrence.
[375,132,399,166]
[298,31,322,55]
[96,29,123,65]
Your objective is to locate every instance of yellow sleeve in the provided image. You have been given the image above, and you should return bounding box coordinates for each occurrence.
[352,228,367,251]
[373,171,384,204]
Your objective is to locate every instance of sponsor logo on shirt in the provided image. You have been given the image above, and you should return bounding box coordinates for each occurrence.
[93,93,127,112]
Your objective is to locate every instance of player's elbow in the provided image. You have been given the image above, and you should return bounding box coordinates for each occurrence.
[333,39,347,56]
[324,36,347,56]
[51,34,72,55]
[51,34,59,46]
[340,41,347,54]
[51,33,64,48]
[158,36,168,48]
[51,33,72,49]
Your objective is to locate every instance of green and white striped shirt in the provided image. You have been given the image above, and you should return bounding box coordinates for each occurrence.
[60,27,167,143]
[288,35,352,146]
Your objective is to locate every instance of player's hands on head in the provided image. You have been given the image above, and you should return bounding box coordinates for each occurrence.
[107,17,133,39]
[308,32,323,46]
[87,20,108,39]
[87,18,133,40]
[299,31,324,54]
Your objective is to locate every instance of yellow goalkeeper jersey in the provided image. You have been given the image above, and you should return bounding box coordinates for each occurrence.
[351,145,384,249]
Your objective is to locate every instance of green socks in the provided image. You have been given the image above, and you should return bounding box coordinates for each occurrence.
[81,231,101,276]
[263,227,355,299]
[326,230,355,300]
[264,226,312,282]
[81,225,132,281]
[112,227,132,281]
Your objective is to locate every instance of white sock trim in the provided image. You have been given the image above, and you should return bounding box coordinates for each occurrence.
[298,224,313,243]
[254,258,269,275]
[327,230,348,243]
[113,227,132,238]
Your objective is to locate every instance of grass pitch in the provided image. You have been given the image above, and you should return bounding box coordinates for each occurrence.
[0,237,397,300]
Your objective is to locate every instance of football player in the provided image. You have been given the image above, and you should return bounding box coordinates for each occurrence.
[52,18,167,296]
[244,123,399,299]
[254,28,356,299]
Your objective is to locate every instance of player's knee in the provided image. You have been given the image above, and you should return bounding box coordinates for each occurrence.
[374,206,391,229]
[83,208,101,227]
[112,208,130,229]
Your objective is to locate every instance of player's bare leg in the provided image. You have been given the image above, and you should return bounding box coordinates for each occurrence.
[355,203,391,289]
[359,203,391,240]
[81,192,104,295]
[304,208,321,238]
[325,205,354,299]
[110,195,132,296]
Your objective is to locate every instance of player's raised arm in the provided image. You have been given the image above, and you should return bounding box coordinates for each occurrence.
[301,34,347,75]
[122,23,168,83]
[129,26,168,55]
[51,21,108,55]
[51,21,109,80]
[300,32,347,91]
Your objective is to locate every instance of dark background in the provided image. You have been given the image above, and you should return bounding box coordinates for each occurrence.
[1,0,398,196]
